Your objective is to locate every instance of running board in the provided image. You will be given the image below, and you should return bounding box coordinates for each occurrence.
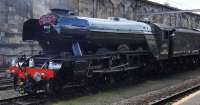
[93,66,141,73]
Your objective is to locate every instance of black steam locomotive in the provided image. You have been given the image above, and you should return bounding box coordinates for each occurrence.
[7,9,200,94]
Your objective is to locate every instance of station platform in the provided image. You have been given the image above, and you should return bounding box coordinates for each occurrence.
[173,90,200,105]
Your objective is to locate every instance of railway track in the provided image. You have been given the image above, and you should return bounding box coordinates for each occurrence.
[150,84,200,105]
[111,72,200,105]
[0,71,6,79]
[0,79,13,90]
[0,93,47,105]
[0,79,12,84]
[0,70,13,90]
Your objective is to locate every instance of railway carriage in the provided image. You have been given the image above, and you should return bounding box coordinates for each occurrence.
[7,9,200,94]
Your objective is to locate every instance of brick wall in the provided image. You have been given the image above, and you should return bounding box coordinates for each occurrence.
[0,0,41,67]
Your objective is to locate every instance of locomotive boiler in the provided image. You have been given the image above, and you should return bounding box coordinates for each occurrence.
[23,9,154,55]
[7,9,200,95]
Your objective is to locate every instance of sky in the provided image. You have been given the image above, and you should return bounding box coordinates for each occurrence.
[149,0,200,10]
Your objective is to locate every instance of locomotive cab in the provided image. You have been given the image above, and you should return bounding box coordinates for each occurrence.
[150,23,176,59]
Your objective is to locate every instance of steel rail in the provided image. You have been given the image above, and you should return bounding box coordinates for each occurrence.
[0,79,13,84]
[0,79,13,90]
[150,84,200,105]
[0,93,46,105]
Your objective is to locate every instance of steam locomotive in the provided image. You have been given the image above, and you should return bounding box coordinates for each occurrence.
[7,9,200,94]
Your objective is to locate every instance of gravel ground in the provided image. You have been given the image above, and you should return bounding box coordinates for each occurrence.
[50,68,200,105]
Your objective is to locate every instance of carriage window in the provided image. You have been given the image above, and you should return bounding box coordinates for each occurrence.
[162,31,169,40]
